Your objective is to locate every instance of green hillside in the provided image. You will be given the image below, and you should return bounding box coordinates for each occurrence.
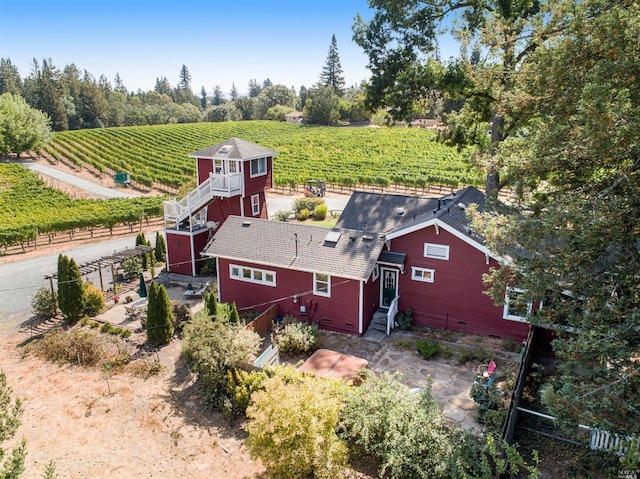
[43,121,481,191]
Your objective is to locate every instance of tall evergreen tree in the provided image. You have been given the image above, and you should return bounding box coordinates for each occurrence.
[248,79,261,98]
[79,71,108,128]
[230,82,238,101]
[154,231,166,263]
[113,73,126,94]
[57,254,85,322]
[319,34,345,97]
[26,58,68,131]
[154,76,171,95]
[262,78,272,89]
[0,58,22,96]
[200,86,207,110]
[212,85,223,106]
[178,65,191,91]
[146,281,174,347]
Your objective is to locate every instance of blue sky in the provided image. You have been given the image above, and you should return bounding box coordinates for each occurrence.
[1,0,459,96]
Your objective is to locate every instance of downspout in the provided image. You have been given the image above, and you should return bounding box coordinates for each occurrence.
[190,234,196,276]
[216,257,221,301]
[358,280,364,335]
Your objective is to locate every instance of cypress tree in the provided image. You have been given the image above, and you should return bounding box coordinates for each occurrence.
[146,282,174,347]
[57,254,85,322]
[229,301,240,324]
[206,290,218,318]
[155,231,166,263]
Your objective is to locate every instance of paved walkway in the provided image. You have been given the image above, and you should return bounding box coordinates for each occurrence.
[94,284,483,433]
[316,330,482,432]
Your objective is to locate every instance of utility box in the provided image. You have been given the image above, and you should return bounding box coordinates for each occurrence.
[114,172,131,187]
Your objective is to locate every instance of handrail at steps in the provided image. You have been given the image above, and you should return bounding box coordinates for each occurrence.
[387,295,399,336]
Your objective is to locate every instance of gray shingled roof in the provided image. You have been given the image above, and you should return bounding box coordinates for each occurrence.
[388,186,486,239]
[188,137,279,161]
[335,191,437,232]
[202,216,384,281]
[336,187,487,244]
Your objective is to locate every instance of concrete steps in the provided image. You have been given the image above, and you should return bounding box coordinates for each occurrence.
[362,309,389,343]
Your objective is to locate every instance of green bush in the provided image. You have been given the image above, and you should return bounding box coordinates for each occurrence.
[182,316,262,408]
[470,382,504,432]
[292,197,324,216]
[395,308,413,330]
[83,281,105,317]
[246,366,348,479]
[314,204,328,220]
[225,368,271,418]
[31,286,57,319]
[272,320,319,354]
[122,257,143,280]
[416,338,441,359]
[273,209,292,221]
[297,208,309,221]
[339,372,453,478]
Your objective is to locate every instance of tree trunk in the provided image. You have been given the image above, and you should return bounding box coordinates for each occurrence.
[486,113,505,196]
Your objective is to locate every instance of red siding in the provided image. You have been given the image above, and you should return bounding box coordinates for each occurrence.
[242,192,269,220]
[243,156,273,196]
[206,196,243,224]
[218,258,361,335]
[391,226,529,341]
[166,232,194,275]
[196,158,213,184]
[362,273,380,332]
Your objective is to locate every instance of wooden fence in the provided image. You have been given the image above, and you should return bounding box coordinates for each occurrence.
[245,304,278,337]
[502,325,537,444]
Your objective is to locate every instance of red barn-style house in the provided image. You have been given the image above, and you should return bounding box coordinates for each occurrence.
[163,138,278,275]
[203,184,530,341]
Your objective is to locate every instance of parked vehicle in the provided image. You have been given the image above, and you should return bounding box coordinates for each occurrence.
[304,180,325,197]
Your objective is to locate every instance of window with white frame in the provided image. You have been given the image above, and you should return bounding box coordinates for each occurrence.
[214,159,224,175]
[424,243,450,260]
[411,267,435,283]
[372,265,380,282]
[503,287,532,322]
[250,157,267,177]
[313,272,331,297]
[227,161,238,173]
[230,264,276,286]
[251,194,260,216]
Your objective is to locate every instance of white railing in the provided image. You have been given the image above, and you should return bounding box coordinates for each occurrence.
[163,172,242,227]
[590,428,640,456]
[387,295,399,336]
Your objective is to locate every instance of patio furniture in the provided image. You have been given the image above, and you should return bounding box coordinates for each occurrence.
[183,281,210,298]
[475,360,497,388]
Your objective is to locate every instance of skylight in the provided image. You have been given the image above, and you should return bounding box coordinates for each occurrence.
[219,145,232,155]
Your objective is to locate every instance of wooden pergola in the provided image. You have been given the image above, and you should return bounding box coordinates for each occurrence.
[44,245,155,293]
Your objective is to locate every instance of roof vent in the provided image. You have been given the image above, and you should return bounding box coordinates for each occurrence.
[349,235,357,242]
[362,235,374,242]
[458,203,467,211]
[241,221,251,227]
[395,207,405,217]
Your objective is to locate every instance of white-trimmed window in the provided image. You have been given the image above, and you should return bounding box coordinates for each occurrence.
[411,267,435,283]
[372,265,380,282]
[214,159,224,175]
[228,160,238,173]
[251,194,260,216]
[313,273,331,297]
[250,157,267,177]
[230,264,276,286]
[424,243,450,260]
[503,287,532,322]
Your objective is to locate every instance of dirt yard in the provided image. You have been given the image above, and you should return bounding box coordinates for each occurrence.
[0,331,267,479]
